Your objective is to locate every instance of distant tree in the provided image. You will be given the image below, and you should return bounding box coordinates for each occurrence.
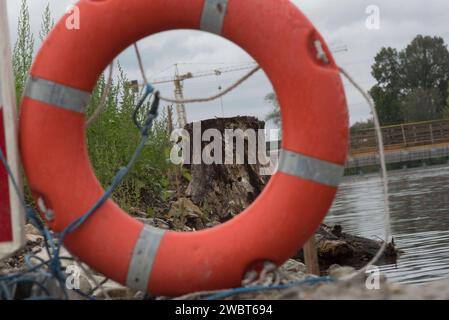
[370,35,449,125]
[400,88,441,122]
[442,83,449,119]
[350,118,374,133]
[264,93,281,127]
[370,47,403,125]
[400,36,449,103]
[370,84,403,125]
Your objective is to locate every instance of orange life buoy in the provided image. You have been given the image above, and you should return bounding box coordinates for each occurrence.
[19,0,348,296]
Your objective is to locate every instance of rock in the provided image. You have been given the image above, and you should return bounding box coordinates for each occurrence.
[93,279,137,300]
[168,198,204,219]
[205,221,221,228]
[137,217,170,229]
[167,198,205,230]
[328,266,356,279]
[279,260,308,283]
[326,264,342,273]
[25,233,44,245]
[23,223,44,247]
[77,275,92,298]
[24,223,41,236]
[281,259,307,274]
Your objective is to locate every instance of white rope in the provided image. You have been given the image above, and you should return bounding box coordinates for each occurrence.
[158,66,261,104]
[85,62,114,128]
[133,43,149,85]
[337,67,391,281]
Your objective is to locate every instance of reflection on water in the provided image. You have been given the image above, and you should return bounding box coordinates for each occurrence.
[326,165,449,284]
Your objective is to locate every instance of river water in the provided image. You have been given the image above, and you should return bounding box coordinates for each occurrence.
[325,165,449,285]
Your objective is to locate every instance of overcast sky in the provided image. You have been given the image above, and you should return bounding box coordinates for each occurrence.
[5,0,449,132]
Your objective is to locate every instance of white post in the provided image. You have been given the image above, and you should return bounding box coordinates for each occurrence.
[0,0,25,260]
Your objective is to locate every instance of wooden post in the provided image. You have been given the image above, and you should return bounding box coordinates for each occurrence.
[303,234,320,275]
[0,0,25,260]
[429,124,434,144]
[401,124,407,147]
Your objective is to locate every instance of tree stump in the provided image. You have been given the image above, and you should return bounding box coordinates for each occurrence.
[183,116,270,222]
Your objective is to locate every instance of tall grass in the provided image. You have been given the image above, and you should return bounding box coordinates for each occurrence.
[14,1,174,213]
[13,0,34,106]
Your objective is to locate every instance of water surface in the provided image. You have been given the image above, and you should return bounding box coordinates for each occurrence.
[326,165,449,284]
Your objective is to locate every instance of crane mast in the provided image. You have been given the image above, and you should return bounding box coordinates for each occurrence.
[173,64,188,128]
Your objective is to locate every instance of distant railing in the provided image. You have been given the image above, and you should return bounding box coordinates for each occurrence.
[350,119,449,155]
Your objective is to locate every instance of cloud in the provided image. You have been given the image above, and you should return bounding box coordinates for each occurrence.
[6,0,449,128]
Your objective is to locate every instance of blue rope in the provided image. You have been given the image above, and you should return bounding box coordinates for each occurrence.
[0,84,158,300]
[204,276,334,300]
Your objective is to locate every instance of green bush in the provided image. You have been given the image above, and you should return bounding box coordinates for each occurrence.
[86,64,174,211]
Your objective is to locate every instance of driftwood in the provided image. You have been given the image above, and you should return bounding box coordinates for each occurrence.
[295,224,398,272]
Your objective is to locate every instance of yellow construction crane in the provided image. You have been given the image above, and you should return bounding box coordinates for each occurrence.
[135,62,258,128]
[150,62,258,85]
